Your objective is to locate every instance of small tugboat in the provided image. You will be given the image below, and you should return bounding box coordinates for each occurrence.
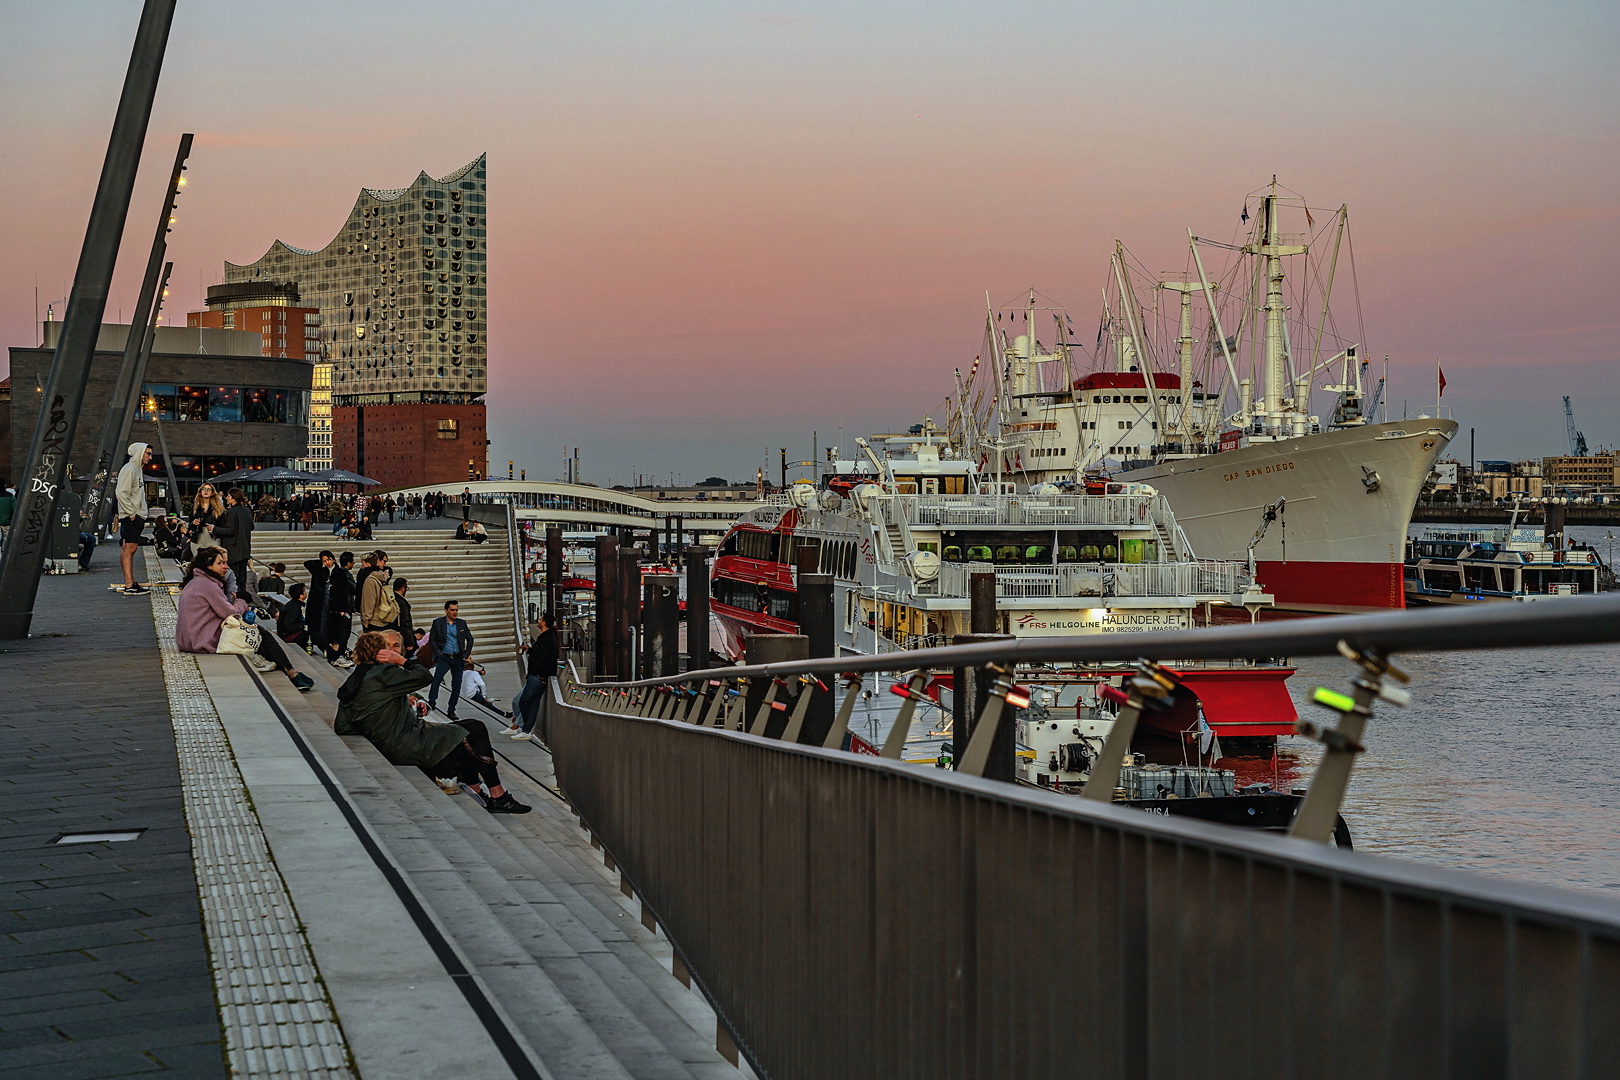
[1405,506,1611,604]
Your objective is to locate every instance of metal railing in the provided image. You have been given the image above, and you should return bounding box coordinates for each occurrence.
[924,558,1252,599]
[548,594,1620,1080]
[882,492,1168,528]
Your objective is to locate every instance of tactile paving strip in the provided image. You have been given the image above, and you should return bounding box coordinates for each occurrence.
[144,551,355,1078]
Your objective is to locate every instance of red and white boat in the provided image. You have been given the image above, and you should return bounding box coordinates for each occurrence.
[964,183,1456,612]
[710,429,1298,751]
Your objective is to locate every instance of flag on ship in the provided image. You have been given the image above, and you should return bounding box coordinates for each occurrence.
[1438,365,1448,397]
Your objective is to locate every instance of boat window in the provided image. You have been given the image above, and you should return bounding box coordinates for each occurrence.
[1058,546,1079,563]
[944,476,966,494]
[1080,545,1101,560]
[966,545,993,562]
[1102,544,1117,560]
[994,546,1021,564]
[1023,546,1050,562]
[943,546,962,561]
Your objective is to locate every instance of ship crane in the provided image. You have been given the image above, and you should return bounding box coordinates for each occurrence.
[1564,396,1589,457]
[1247,497,1286,578]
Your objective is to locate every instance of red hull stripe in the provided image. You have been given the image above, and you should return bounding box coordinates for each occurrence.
[1255,560,1405,611]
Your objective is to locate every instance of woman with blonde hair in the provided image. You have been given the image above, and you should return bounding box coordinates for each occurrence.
[335,630,530,814]
[189,482,226,556]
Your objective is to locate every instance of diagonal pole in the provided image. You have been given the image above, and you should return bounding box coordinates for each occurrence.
[82,133,192,535]
[0,0,176,639]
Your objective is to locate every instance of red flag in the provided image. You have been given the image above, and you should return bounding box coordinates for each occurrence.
[1438,366,1448,397]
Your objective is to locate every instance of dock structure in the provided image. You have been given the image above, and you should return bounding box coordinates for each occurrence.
[6,524,1620,1079]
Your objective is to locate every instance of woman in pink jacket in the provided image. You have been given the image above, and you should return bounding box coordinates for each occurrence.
[176,546,314,691]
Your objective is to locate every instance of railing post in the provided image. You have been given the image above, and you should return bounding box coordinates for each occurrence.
[594,535,620,679]
[1290,642,1409,841]
[1083,661,1179,801]
[781,676,821,743]
[702,680,729,727]
[825,675,863,749]
[881,671,928,759]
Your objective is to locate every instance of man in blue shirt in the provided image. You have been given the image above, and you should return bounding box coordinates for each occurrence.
[428,600,476,719]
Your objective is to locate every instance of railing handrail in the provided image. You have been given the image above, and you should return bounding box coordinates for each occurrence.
[576,592,1620,688]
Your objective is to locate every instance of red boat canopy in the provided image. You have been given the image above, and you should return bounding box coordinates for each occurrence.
[1072,371,1183,391]
[1168,668,1298,737]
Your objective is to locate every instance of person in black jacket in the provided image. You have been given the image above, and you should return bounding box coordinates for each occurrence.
[211,488,256,598]
[302,550,334,657]
[277,582,311,652]
[391,577,415,659]
[324,551,357,668]
[514,612,559,742]
[426,600,475,719]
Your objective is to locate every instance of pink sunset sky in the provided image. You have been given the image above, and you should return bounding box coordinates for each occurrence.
[2,0,1616,483]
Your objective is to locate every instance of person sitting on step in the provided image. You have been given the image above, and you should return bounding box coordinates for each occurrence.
[334,630,530,814]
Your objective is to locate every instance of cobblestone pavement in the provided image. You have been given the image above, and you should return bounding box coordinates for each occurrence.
[0,552,226,1078]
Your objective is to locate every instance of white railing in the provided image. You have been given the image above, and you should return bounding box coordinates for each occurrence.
[883,493,1167,529]
[923,559,1251,600]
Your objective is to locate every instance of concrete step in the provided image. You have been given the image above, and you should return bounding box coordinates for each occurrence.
[263,666,738,1079]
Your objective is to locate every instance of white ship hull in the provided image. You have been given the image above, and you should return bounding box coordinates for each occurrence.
[1120,419,1457,612]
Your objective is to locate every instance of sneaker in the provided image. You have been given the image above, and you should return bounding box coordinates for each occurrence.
[434,777,460,794]
[507,729,532,739]
[445,713,459,722]
[499,725,521,736]
[331,656,356,669]
[485,792,532,815]
[459,782,489,807]
[123,583,149,595]
[290,672,314,692]
[248,656,277,673]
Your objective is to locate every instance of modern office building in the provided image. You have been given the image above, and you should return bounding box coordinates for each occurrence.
[187,281,330,473]
[221,154,488,489]
[7,321,312,495]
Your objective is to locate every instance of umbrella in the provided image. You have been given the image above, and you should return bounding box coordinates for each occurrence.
[242,466,320,483]
[208,466,259,484]
[308,468,380,487]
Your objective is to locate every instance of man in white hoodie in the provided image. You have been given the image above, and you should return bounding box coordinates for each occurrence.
[116,442,153,595]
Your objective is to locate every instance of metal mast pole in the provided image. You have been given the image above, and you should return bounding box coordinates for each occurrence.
[0,0,176,639]
[82,133,192,535]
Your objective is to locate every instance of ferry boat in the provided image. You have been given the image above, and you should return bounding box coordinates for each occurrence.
[1405,512,1611,604]
[960,181,1456,613]
[710,430,1299,750]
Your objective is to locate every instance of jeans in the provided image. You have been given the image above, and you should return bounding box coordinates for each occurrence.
[430,656,466,716]
[517,675,548,737]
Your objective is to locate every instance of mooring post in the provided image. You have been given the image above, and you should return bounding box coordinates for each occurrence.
[744,633,808,739]
[545,527,564,617]
[969,571,998,634]
[0,0,176,639]
[684,545,710,672]
[642,577,680,678]
[594,535,620,679]
[618,548,641,680]
[796,572,836,744]
[951,633,1016,781]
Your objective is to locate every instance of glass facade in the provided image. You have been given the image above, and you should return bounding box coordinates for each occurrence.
[141,384,310,425]
[222,155,487,407]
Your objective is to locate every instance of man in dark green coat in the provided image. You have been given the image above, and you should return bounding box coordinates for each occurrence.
[334,630,531,813]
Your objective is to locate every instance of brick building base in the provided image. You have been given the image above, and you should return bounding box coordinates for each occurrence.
[333,402,487,490]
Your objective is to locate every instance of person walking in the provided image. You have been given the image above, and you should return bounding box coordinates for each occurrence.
[212,487,256,599]
[385,495,396,523]
[115,442,152,594]
[334,630,529,813]
[390,577,415,659]
[359,551,398,635]
[324,551,357,668]
[427,600,474,719]
[514,612,559,743]
[303,549,334,658]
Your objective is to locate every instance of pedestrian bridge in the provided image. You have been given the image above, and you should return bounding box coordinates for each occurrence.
[385,480,763,536]
[550,594,1620,1080]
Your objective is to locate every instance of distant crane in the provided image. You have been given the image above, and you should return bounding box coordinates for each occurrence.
[1367,376,1386,422]
[1564,396,1589,457]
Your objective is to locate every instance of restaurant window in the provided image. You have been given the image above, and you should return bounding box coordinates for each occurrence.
[176,386,209,421]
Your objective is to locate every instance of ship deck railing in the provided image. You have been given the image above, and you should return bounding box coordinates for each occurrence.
[883,491,1170,529]
[919,558,1252,600]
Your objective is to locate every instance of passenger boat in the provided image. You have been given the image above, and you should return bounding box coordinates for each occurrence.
[1405,511,1611,604]
[959,181,1455,612]
[710,429,1299,751]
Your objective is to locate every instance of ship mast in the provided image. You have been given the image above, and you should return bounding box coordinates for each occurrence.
[1248,178,1307,439]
